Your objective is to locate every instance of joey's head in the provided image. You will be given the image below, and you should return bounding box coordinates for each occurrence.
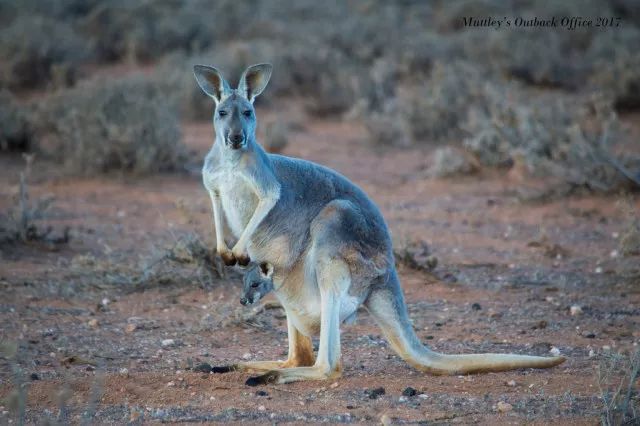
[193,63,272,151]
[240,262,274,306]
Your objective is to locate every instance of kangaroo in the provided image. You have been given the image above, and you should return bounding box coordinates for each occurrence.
[240,262,274,306]
[193,63,566,386]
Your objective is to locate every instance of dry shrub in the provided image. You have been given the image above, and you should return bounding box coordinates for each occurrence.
[35,75,186,175]
[0,91,33,152]
[464,91,640,191]
[428,146,477,178]
[0,157,69,247]
[365,61,488,146]
[0,16,91,89]
[597,349,640,425]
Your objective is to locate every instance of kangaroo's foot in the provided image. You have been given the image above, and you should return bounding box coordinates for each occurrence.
[212,360,284,374]
[245,364,342,386]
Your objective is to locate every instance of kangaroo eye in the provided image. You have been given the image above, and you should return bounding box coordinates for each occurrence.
[218,110,228,117]
[242,110,252,117]
[251,282,260,288]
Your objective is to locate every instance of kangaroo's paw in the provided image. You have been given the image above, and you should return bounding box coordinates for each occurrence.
[219,251,237,266]
[245,370,279,386]
[211,365,238,374]
[235,252,251,266]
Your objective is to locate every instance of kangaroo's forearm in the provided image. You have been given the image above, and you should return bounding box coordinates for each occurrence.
[232,193,279,254]
[209,190,227,251]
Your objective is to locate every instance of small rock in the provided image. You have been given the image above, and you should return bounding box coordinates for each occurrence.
[402,387,417,397]
[588,349,595,357]
[602,345,611,351]
[496,401,513,413]
[506,380,516,387]
[119,368,129,376]
[193,363,212,373]
[418,394,429,400]
[125,323,137,333]
[380,414,392,426]
[471,303,482,311]
[549,346,561,356]
[398,396,408,403]
[258,405,266,411]
[166,381,175,387]
[87,319,99,328]
[330,382,339,388]
[581,331,596,339]
[570,305,583,316]
[366,387,386,400]
[30,373,39,381]
[161,339,175,348]
[256,390,268,397]
[242,352,252,360]
[595,266,603,274]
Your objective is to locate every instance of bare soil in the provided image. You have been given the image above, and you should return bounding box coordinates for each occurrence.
[1,107,639,424]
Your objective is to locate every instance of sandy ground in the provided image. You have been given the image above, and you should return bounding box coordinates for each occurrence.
[1,107,639,424]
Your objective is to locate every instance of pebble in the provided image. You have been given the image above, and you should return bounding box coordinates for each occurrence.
[119,368,129,376]
[256,390,268,397]
[30,373,39,381]
[402,387,417,397]
[496,401,513,413]
[258,405,266,411]
[595,266,603,274]
[380,414,391,426]
[161,339,175,348]
[330,382,339,388]
[166,381,175,387]
[549,346,561,356]
[366,387,385,400]
[87,319,99,328]
[471,303,482,311]
[588,349,595,357]
[581,331,596,339]
[418,394,429,400]
[242,352,252,360]
[570,305,583,316]
[506,380,516,387]
[398,396,408,403]
[603,345,611,351]
[125,323,137,333]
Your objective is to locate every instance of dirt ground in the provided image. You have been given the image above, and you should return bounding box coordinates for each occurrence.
[1,104,639,424]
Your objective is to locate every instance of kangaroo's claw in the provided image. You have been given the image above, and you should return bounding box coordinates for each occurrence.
[212,365,237,374]
[245,370,279,386]
[236,253,251,266]
[219,251,237,266]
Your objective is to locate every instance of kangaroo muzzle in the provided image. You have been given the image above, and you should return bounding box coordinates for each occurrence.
[227,132,245,150]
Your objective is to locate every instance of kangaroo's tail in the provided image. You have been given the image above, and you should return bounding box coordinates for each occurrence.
[365,270,565,375]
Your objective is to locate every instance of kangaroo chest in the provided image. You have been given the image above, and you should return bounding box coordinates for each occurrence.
[204,163,258,239]
[218,176,258,238]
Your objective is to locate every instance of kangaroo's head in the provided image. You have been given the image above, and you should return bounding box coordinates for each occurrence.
[240,262,274,306]
[193,63,272,151]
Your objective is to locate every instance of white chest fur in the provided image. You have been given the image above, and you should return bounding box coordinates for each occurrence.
[203,166,258,239]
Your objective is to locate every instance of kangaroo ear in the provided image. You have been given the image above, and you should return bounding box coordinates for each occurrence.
[238,63,272,103]
[193,65,230,103]
[259,262,274,279]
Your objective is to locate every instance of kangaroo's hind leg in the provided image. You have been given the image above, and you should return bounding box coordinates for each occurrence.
[211,312,314,374]
[245,257,349,385]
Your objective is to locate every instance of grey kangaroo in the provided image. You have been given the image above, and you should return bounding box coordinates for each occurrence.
[193,63,565,386]
[240,262,274,306]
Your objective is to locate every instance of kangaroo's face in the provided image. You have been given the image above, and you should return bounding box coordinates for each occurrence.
[193,63,272,152]
[214,93,255,150]
[240,262,274,306]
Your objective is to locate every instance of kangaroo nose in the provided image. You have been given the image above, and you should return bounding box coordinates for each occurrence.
[240,297,248,306]
[229,133,244,143]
